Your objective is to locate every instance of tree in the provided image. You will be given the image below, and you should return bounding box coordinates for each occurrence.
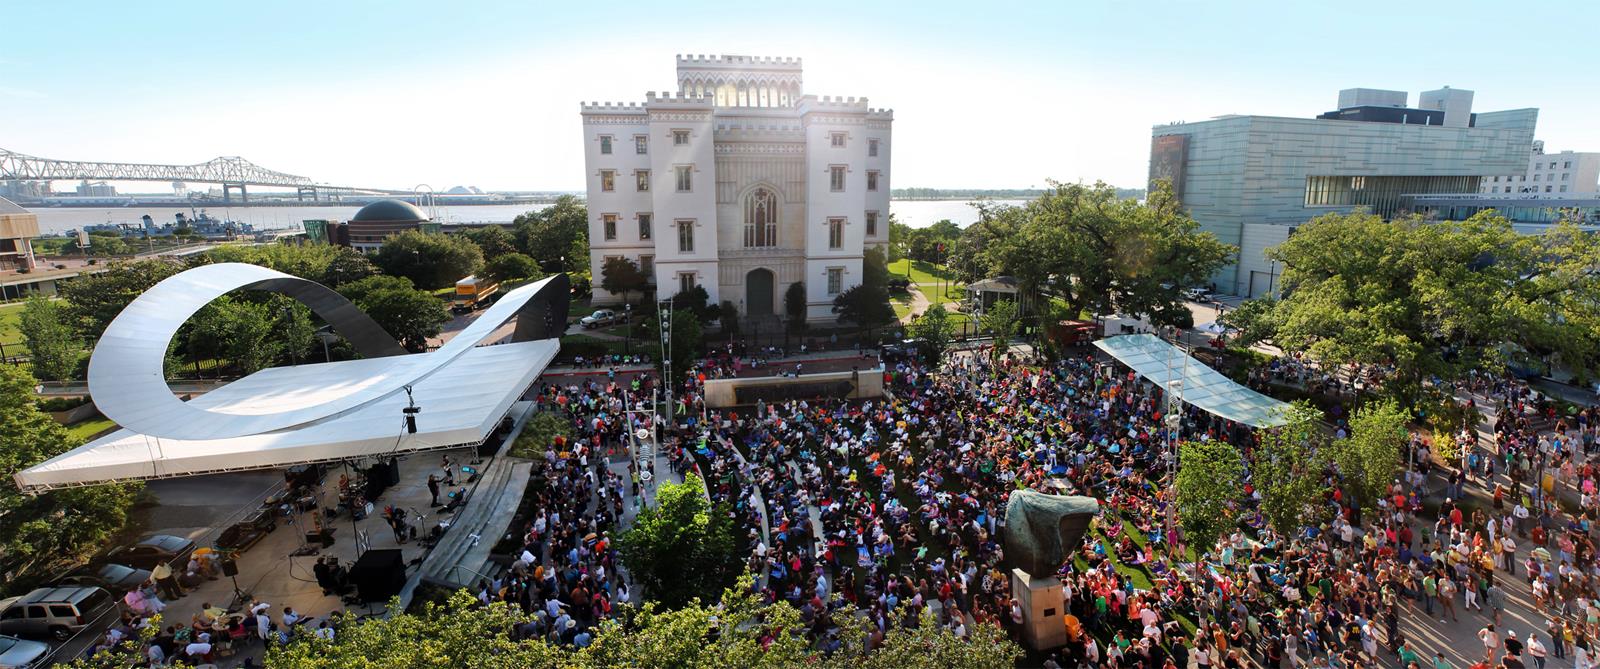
[58,260,184,340]
[204,243,346,281]
[599,256,648,303]
[0,365,136,588]
[832,284,896,332]
[969,180,1233,328]
[1332,399,1407,516]
[485,252,543,284]
[1175,439,1244,556]
[668,285,720,323]
[844,606,1022,669]
[910,304,955,361]
[1242,211,1600,406]
[980,298,1019,368]
[242,580,1016,669]
[372,229,484,290]
[19,296,80,383]
[1251,401,1330,538]
[618,474,741,609]
[513,195,589,275]
[784,282,808,332]
[461,224,518,261]
[320,247,378,288]
[337,275,451,351]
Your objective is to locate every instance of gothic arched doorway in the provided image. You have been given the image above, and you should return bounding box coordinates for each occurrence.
[745,268,775,317]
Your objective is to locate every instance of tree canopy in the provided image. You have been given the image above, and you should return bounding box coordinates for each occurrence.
[1225,211,1600,403]
[462,224,519,261]
[514,196,590,275]
[337,275,451,351]
[910,304,955,360]
[617,474,741,609]
[1250,401,1330,538]
[486,252,544,284]
[19,295,81,383]
[1332,399,1407,516]
[373,229,485,290]
[980,298,1020,367]
[0,365,136,590]
[57,260,184,341]
[1175,439,1245,555]
[957,180,1233,328]
[599,256,649,304]
[129,578,1021,669]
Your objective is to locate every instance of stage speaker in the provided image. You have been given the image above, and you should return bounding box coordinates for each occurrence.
[350,549,406,603]
[220,556,239,577]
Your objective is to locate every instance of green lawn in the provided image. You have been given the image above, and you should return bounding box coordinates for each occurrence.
[0,302,22,348]
[65,417,117,444]
[887,259,966,312]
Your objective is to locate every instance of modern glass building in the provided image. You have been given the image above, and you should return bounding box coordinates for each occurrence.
[1149,87,1537,298]
[1405,193,1600,228]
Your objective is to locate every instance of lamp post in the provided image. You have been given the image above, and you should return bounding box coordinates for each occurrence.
[624,303,632,356]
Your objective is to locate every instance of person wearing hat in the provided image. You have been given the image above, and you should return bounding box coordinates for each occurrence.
[1505,630,1524,659]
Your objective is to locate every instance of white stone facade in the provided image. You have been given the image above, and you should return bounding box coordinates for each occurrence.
[1480,145,1600,195]
[581,55,892,322]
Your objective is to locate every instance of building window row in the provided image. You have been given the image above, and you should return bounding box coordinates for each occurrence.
[599,212,654,242]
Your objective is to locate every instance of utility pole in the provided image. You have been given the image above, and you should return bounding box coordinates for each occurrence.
[658,297,674,428]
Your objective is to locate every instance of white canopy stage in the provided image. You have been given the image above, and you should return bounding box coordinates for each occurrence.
[1093,333,1288,429]
[14,264,571,492]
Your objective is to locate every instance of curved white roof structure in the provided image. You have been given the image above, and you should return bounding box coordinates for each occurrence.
[16,265,571,492]
[90,263,560,440]
[1094,334,1288,428]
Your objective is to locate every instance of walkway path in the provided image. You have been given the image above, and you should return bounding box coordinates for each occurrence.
[897,285,930,325]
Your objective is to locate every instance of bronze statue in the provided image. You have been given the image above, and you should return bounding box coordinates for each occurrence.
[1003,489,1100,577]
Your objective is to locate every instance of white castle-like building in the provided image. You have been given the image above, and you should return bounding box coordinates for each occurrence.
[580,54,893,322]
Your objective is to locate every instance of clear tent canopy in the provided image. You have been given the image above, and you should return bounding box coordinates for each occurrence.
[1093,333,1288,429]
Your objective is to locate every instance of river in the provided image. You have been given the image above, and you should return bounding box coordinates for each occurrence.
[29,198,1034,236]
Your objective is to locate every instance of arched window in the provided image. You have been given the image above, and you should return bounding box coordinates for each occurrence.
[744,187,778,247]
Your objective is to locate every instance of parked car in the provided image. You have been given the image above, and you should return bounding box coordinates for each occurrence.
[1181,287,1214,302]
[580,309,622,329]
[103,534,196,571]
[880,338,931,363]
[50,563,150,594]
[0,635,49,669]
[0,587,116,642]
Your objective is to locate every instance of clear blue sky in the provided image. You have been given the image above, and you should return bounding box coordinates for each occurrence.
[3,0,1596,192]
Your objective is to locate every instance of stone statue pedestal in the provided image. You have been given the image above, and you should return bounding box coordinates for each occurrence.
[1010,568,1067,650]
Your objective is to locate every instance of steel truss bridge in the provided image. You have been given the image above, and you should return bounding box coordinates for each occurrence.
[0,148,407,201]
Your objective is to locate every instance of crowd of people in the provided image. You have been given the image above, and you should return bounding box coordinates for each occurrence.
[69,329,1600,667]
[652,339,1600,669]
